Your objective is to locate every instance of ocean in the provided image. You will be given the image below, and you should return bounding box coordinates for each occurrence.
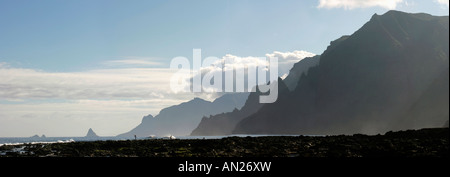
[0,134,306,146]
[0,136,124,146]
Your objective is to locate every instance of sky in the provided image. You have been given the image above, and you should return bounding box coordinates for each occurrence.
[0,0,449,137]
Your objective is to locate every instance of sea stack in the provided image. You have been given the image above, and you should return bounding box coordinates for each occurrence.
[85,128,99,138]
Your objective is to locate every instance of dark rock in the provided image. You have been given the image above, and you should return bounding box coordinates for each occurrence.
[3,128,446,157]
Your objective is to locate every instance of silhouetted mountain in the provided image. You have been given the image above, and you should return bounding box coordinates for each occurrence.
[86,128,99,137]
[117,93,249,137]
[233,10,449,135]
[395,67,449,129]
[190,95,261,136]
[191,54,320,136]
[191,79,290,136]
[283,55,320,91]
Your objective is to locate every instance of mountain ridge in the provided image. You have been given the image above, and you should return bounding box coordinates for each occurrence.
[233,10,449,135]
[117,93,249,137]
[191,78,290,136]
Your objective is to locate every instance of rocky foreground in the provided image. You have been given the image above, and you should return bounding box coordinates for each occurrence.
[1,128,448,157]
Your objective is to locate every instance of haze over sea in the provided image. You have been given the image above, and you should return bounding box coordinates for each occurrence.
[0,134,310,146]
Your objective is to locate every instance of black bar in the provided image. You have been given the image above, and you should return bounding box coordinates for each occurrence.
[0,157,447,176]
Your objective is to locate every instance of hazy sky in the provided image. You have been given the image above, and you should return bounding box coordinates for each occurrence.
[0,0,448,137]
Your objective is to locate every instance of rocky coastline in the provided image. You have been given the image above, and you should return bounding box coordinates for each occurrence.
[0,128,447,157]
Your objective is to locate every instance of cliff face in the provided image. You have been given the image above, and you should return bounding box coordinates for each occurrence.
[191,79,290,136]
[395,67,449,129]
[117,93,249,137]
[283,55,320,91]
[190,93,263,136]
[233,11,449,135]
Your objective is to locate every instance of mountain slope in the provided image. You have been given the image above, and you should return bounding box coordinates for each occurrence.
[190,91,263,136]
[233,10,449,135]
[191,78,290,136]
[283,55,320,91]
[394,67,449,129]
[191,54,321,136]
[117,93,249,137]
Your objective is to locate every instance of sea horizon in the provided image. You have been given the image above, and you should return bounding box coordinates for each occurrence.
[0,134,324,146]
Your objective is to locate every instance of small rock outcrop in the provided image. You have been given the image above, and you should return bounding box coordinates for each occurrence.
[85,128,99,138]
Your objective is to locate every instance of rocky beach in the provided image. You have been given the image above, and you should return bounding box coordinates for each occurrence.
[0,128,447,157]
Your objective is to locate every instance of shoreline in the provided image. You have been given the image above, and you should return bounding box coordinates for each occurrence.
[0,134,319,147]
[0,128,448,157]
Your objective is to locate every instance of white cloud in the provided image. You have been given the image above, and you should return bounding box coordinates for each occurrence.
[0,51,315,136]
[317,0,404,10]
[190,50,315,92]
[102,56,165,68]
[0,98,184,137]
[436,0,449,7]
[0,65,195,136]
[210,50,315,76]
[266,50,317,74]
[0,67,177,99]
